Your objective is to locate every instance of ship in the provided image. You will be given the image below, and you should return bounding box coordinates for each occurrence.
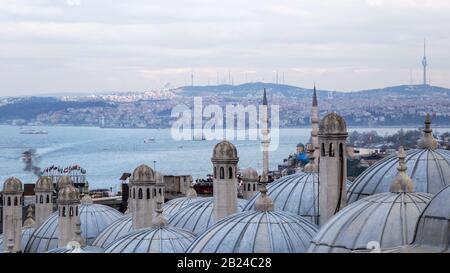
[20,129,48,134]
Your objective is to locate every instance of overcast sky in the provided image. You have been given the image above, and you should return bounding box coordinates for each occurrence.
[1,0,450,96]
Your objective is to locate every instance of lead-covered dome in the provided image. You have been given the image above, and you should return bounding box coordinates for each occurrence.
[384,185,450,253]
[187,210,318,253]
[347,148,450,203]
[57,176,73,190]
[46,246,103,253]
[35,176,54,192]
[309,192,432,253]
[91,215,133,248]
[244,172,352,225]
[212,140,238,161]
[58,184,79,204]
[162,196,202,219]
[2,177,23,193]
[103,226,196,253]
[319,112,347,135]
[168,197,247,235]
[241,168,259,181]
[24,203,123,253]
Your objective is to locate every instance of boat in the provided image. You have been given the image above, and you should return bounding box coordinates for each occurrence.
[20,129,48,134]
[144,137,155,143]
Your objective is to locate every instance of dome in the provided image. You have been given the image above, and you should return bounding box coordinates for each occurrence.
[308,192,432,253]
[168,197,247,235]
[347,148,450,203]
[318,112,347,135]
[241,168,259,181]
[212,140,238,162]
[131,164,155,184]
[57,176,73,190]
[2,177,23,194]
[0,227,35,252]
[46,246,103,253]
[103,226,196,253]
[24,203,123,253]
[385,185,450,253]
[244,173,352,224]
[92,215,133,248]
[162,196,203,219]
[58,184,79,204]
[35,176,54,192]
[187,210,318,253]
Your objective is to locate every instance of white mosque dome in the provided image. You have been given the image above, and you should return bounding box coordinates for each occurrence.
[168,197,247,235]
[162,196,203,219]
[187,210,318,253]
[24,203,123,253]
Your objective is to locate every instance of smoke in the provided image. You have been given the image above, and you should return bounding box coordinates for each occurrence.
[21,149,42,177]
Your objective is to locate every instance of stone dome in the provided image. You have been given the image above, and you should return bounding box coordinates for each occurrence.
[46,246,103,253]
[187,210,318,253]
[0,226,35,252]
[168,197,247,235]
[24,203,123,253]
[58,184,79,204]
[212,140,238,162]
[244,173,352,225]
[318,112,347,135]
[2,177,23,194]
[130,164,155,184]
[57,176,73,190]
[347,148,450,203]
[241,168,259,182]
[91,215,133,248]
[308,192,432,253]
[35,176,54,192]
[103,226,196,253]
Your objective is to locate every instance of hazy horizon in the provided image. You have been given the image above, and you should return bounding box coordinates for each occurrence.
[1,0,450,96]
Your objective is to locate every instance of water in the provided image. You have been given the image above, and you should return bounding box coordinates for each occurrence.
[0,125,448,190]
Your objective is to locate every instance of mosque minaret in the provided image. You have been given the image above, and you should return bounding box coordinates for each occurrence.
[211,140,239,221]
[34,176,54,227]
[57,181,80,248]
[318,112,348,225]
[2,177,23,252]
[311,85,320,164]
[261,88,270,183]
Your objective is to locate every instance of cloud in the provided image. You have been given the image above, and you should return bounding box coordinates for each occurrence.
[0,0,449,95]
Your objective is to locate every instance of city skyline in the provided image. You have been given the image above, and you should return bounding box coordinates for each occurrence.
[1,0,450,96]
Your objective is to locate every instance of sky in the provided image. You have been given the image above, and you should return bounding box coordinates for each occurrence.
[1,0,450,96]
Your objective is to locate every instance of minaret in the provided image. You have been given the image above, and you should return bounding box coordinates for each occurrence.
[154,171,165,204]
[2,177,23,252]
[34,176,54,227]
[211,140,239,221]
[57,178,80,248]
[318,113,348,226]
[241,168,259,200]
[417,113,438,149]
[130,164,157,229]
[311,85,320,164]
[261,88,270,183]
[422,38,427,86]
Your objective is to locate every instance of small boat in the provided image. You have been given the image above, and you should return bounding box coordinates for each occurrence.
[177,145,183,149]
[144,138,155,143]
[20,129,48,134]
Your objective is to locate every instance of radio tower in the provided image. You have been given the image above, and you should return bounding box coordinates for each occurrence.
[422,38,427,86]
